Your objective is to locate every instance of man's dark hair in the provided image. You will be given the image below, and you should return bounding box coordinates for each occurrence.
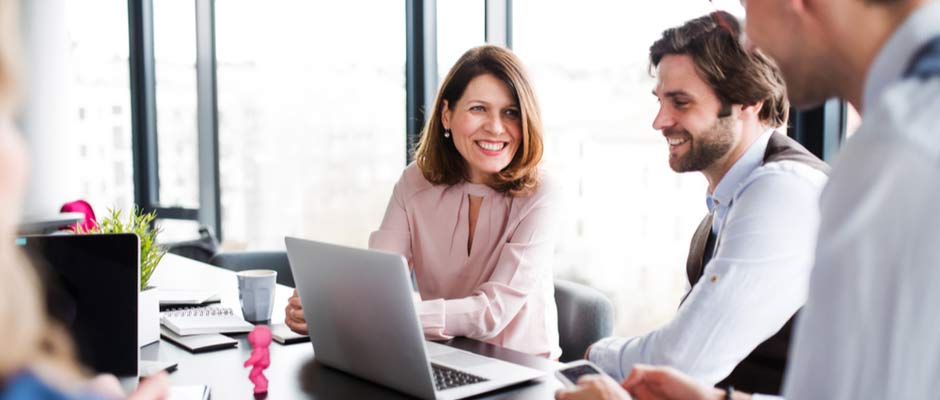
[650,11,789,127]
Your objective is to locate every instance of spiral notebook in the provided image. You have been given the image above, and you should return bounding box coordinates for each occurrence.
[160,306,254,336]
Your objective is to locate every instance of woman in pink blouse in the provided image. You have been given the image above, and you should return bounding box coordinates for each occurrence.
[286,45,561,359]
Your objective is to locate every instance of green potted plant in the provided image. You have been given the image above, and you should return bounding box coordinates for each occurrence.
[76,207,166,346]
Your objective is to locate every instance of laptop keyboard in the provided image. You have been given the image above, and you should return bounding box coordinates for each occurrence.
[432,363,489,390]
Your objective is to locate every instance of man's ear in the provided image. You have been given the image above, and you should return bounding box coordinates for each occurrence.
[441,99,452,130]
[741,100,764,119]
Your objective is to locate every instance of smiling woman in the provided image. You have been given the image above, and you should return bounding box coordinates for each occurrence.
[441,73,522,186]
[415,45,543,196]
[285,45,564,359]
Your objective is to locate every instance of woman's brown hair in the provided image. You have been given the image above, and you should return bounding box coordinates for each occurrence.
[414,45,543,196]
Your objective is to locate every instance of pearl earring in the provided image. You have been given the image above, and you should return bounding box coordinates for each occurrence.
[444,129,451,138]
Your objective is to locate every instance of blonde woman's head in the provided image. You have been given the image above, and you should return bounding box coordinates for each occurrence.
[0,0,81,382]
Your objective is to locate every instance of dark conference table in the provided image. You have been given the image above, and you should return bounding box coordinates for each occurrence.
[145,254,564,399]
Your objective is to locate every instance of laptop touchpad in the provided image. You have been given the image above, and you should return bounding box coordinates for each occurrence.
[432,351,493,368]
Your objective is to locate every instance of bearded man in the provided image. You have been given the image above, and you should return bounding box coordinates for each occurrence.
[583,12,829,396]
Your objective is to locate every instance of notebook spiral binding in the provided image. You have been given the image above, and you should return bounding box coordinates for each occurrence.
[162,306,235,318]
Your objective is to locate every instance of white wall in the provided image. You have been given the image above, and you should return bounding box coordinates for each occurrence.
[20,0,78,217]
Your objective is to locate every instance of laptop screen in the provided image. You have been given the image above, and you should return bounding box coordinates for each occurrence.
[18,233,139,376]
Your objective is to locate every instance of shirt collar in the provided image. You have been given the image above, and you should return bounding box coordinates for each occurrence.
[707,129,774,211]
[863,2,940,111]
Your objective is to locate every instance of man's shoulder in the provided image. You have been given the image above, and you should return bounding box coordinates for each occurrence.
[1,370,97,400]
[872,78,940,163]
[734,160,828,203]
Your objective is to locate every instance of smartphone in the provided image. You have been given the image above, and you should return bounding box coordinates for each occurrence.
[271,323,311,345]
[554,360,608,387]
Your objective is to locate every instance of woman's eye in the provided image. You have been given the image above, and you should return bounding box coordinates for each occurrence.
[504,109,521,119]
[470,105,485,112]
[674,101,689,108]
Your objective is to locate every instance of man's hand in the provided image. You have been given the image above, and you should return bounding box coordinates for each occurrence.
[284,288,309,335]
[622,365,724,400]
[555,374,632,400]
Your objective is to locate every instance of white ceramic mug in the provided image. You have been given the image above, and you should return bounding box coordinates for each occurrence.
[236,269,277,323]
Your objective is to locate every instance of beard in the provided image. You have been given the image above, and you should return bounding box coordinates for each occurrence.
[667,117,735,173]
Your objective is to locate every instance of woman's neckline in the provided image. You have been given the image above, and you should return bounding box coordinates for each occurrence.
[460,180,498,196]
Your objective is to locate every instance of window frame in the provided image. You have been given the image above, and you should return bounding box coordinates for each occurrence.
[787,98,846,162]
[128,0,221,238]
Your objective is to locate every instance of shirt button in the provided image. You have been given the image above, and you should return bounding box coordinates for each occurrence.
[710,275,718,283]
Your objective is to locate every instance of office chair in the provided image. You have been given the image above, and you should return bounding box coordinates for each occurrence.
[165,226,219,264]
[554,279,615,362]
[208,250,294,288]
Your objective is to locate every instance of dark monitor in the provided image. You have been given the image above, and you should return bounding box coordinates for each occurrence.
[17,233,140,377]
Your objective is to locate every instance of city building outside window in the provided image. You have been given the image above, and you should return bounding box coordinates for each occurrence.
[215,0,406,250]
[67,0,134,218]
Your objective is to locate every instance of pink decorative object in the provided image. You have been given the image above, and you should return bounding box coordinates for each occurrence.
[60,200,97,232]
[244,325,272,394]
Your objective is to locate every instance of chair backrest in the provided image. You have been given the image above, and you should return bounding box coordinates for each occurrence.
[209,250,294,287]
[554,279,614,362]
[165,226,219,264]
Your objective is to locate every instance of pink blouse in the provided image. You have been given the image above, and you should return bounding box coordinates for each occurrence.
[369,163,562,359]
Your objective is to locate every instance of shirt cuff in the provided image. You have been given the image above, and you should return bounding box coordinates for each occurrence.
[588,336,631,380]
[417,298,451,340]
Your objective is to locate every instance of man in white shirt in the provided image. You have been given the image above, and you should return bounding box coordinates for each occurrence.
[557,0,940,399]
[584,11,828,395]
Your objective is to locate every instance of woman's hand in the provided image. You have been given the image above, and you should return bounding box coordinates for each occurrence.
[128,372,170,400]
[87,373,125,398]
[622,365,724,400]
[88,372,170,400]
[285,288,309,335]
[555,374,631,400]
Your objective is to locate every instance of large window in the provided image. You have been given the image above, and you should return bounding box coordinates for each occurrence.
[152,0,200,210]
[514,0,744,336]
[215,0,406,250]
[437,0,485,80]
[66,0,134,216]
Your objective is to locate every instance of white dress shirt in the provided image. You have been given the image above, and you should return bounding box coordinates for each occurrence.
[589,130,828,384]
[753,4,940,400]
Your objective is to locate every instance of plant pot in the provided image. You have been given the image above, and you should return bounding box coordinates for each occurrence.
[139,286,160,347]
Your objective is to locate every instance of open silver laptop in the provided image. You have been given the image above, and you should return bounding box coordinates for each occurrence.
[285,237,546,400]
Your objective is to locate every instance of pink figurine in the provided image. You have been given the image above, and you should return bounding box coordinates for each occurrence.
[244,325,272,394]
